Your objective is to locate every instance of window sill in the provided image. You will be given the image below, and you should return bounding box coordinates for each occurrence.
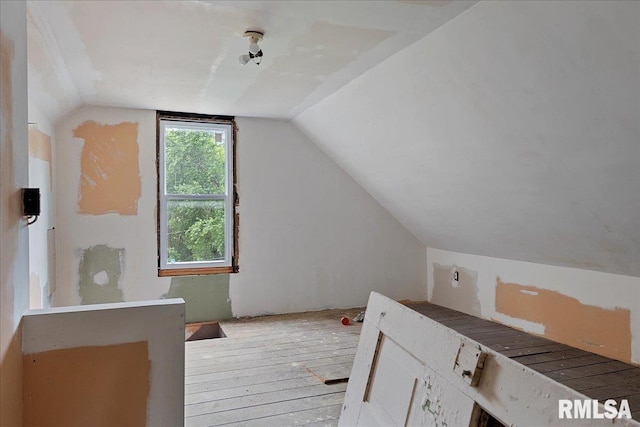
[158,266,238,277]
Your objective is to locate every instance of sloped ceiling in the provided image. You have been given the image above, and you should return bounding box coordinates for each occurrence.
[27,0,640,278]
[26,0,477,123]
[294,0,640,277]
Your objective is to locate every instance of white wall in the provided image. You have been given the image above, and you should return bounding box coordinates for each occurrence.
[427,247,640,365]
[54,107,427,318]
[229,118,427,316]
[294,0,640,278]
[27,104,56,310]
[0,1,29,425]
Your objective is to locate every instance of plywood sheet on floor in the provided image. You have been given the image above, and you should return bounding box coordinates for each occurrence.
[185,308,363,427]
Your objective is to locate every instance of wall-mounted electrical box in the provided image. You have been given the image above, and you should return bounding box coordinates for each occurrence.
[22,188,40,224]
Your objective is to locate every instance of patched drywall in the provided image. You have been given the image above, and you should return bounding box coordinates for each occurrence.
[55,107,168,308]
[22,300,185,426]
[73,120,141,215]
[427,248,640,365]
[54,107,427,319]
[78,244,124,305]
[28,126,52,190]
[495,280,632,362]
[431,263,480,317]
[163,275,232,323]
[23,341,150,427]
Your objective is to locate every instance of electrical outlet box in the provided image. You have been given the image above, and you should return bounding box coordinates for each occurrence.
[22,188,40,216]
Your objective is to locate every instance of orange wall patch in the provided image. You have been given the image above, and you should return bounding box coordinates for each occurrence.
[28,127,53,191]
[73,121,141,215]
[23,341,150,427]
[495,280,632,363]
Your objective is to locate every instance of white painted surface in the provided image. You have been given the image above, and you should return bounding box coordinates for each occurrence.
[26,0,477,122]
[229,118,427,316]
[341,292,640,427]
[0,1,29,424]
[427,247,640,365]
[294,0,640,277]
[54,107,427,316]
[22,298,186,427]
[27,104,55,309]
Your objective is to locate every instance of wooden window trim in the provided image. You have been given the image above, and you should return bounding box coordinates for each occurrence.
[156,111,239,277]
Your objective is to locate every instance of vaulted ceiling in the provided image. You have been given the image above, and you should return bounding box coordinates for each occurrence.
[27,0,640,277]
[26,0,477,121]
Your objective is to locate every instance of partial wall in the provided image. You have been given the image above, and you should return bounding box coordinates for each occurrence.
[427,247,640,365]
[54,107,427,320]
[0,2,29,425]
[22,299,185,427]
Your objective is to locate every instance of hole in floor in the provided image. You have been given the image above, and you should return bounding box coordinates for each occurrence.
[185,322,226,341]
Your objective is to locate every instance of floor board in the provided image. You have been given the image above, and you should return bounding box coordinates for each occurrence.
[184,308,363,427]
[185,302,639,425]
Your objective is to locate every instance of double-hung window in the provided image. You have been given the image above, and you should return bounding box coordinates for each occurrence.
[157,112,238,276]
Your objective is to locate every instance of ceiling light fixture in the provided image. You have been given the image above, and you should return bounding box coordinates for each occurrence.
[239,30,264,66]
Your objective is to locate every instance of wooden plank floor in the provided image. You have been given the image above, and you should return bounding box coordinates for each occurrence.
[185,302,639,426]
[405,302,640,421]
[184,308,364,427]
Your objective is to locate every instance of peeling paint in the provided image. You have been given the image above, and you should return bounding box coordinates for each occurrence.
[73,121,141,215]
[23,341,150,427]
[163,275,231,323]
[495,280,632,362]
[78,245,124,305]
[28,126,52,191]
[432,264,481,316]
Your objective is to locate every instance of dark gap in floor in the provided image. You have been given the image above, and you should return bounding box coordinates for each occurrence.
[185,322,226,341]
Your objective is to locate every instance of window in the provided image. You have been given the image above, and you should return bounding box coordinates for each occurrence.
[157,111,238,276]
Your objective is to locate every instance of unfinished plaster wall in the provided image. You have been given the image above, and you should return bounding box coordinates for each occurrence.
[54,106,426,320]
[427,247,640,365]
[27,104,56,310]
[0,1,29,425]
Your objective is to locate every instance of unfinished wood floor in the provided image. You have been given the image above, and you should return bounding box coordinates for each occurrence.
[185,302,639,426]
[184,308,364,427]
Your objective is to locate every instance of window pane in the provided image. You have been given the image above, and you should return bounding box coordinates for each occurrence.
[167,199,225,264]
[164,127,226,195]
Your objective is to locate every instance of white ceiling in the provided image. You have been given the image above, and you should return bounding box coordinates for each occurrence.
[27,0,640,278]
[26,0,477,122]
